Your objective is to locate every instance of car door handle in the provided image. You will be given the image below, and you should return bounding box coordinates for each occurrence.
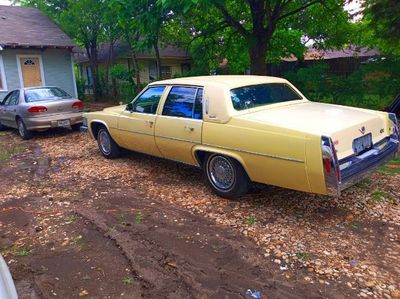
[145,120,154,127]
[184,125,194,132]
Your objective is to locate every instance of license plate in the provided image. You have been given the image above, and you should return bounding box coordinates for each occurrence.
[352,133,372,155]
[58,120,70,127]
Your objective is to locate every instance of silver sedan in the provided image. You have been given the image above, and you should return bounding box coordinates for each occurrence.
[0,86,84,139]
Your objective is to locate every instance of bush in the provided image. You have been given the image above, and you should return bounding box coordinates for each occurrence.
[75,77,86,101]
[282,58,400,110]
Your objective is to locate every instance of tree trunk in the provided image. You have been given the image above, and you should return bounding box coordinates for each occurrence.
[88,44,100,101]
[153,39,161,80]
[105,41,115,99]
[248,40,268,75]
[131,52,141,94]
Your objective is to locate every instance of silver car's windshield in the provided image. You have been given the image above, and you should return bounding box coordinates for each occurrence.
[230,83,302,111]
[25,87,71,103]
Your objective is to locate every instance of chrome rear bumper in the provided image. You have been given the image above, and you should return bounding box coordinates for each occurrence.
[325,135,399,196]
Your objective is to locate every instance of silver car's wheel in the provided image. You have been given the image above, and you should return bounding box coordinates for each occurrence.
[18,121,24,137]
[207,155,236,191]
[96,127,121,159]
[17,119,33,140]
[98,129,111,155]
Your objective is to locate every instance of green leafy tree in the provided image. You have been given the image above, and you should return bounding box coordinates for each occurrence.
[19,0,108,100]
[361,0,400,55]
[161,0,353,75]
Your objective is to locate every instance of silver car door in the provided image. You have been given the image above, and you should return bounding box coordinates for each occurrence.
[0,92,12,125]
[3,91,19,128]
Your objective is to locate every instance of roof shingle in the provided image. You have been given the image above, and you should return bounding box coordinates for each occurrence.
[0,5,75,48]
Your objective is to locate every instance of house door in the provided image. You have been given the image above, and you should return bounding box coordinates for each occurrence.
[20,57,43,87]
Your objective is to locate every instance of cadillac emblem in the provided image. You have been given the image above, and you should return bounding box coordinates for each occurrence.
[359,126,366,135]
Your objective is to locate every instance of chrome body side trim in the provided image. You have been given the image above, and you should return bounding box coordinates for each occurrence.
[201,143,305,163]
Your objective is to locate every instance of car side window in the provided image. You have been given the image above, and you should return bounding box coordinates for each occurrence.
[131,86,165,114]
[1,91,14,106]
[193,88,203,120]
[162,86,199,119]
[8,91,20,106]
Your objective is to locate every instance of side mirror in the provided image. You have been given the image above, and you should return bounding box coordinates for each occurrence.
[126,103,134,112]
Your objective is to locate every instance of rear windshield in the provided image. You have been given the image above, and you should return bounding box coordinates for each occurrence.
[25,87,72,102]
[230,83,302,111]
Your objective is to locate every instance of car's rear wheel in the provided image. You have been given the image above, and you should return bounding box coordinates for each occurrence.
[203,153,250,199]
[97,128,120,159]
[71,123,81,131]
[17,118,33,140]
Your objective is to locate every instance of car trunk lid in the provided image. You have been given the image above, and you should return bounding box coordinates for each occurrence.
[237,101,388,160]
[27,98,82,117]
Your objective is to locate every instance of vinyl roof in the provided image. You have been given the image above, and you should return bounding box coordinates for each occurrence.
[150,75,288,89]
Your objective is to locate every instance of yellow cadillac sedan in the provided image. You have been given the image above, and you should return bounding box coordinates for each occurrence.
[82,76,399,199]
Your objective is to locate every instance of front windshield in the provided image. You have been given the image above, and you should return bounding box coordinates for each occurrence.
[25,87,72,102]
[230,83,302,111]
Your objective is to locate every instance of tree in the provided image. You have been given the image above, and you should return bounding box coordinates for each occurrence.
[361,0,400,55]
[161,0,352,75]
[19,0,108,101]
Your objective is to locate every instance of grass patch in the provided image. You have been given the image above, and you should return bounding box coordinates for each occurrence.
[371,190,389,203]
[379,158,400,175]
[296,252,311,260]
[135,212,144,224]
[246,215,256,226]
[64,214,78,224]
[355,177,372,190]
[351,222,361,230]
[14,247,32,257]
[0,146,24,161]
[122,276,133,285]
[1,244,32,257]
[118,213,128,226]
[71,235,86,250]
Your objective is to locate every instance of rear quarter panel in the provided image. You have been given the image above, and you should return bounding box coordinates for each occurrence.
[201,118,313,193]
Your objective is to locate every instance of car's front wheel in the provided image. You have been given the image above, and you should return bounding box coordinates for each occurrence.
[17,118,33,140]
[97,128,121,159]
[203,153,250,199]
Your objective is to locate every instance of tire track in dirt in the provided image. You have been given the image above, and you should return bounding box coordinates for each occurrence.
[75,190,355,298]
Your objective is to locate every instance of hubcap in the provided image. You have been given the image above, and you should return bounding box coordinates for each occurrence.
[208,155,235,191]
[99,130,111,155]
[18,121,25,137]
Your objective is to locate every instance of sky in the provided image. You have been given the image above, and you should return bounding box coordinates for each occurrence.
[0,0,13,5]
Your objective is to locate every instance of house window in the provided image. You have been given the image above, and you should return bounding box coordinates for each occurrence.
[86,66,93,86]
[161,66,172,79]
[181,63,191,74]
[0,55,7,91]
[148,61,157,81]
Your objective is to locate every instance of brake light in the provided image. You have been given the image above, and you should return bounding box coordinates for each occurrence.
[324,158,331,173]
[321,136,341,182]
[72,101,84,109]
[28,106,47,113]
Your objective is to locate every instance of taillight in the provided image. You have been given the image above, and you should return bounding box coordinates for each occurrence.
[321,136,341,181]
[28,106,47,113]
[324,158,331,173]
[72,101,84,109]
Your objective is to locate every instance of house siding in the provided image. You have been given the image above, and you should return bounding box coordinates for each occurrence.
[0,48,77,101]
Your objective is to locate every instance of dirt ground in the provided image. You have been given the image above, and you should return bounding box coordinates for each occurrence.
[0,122,399,298]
